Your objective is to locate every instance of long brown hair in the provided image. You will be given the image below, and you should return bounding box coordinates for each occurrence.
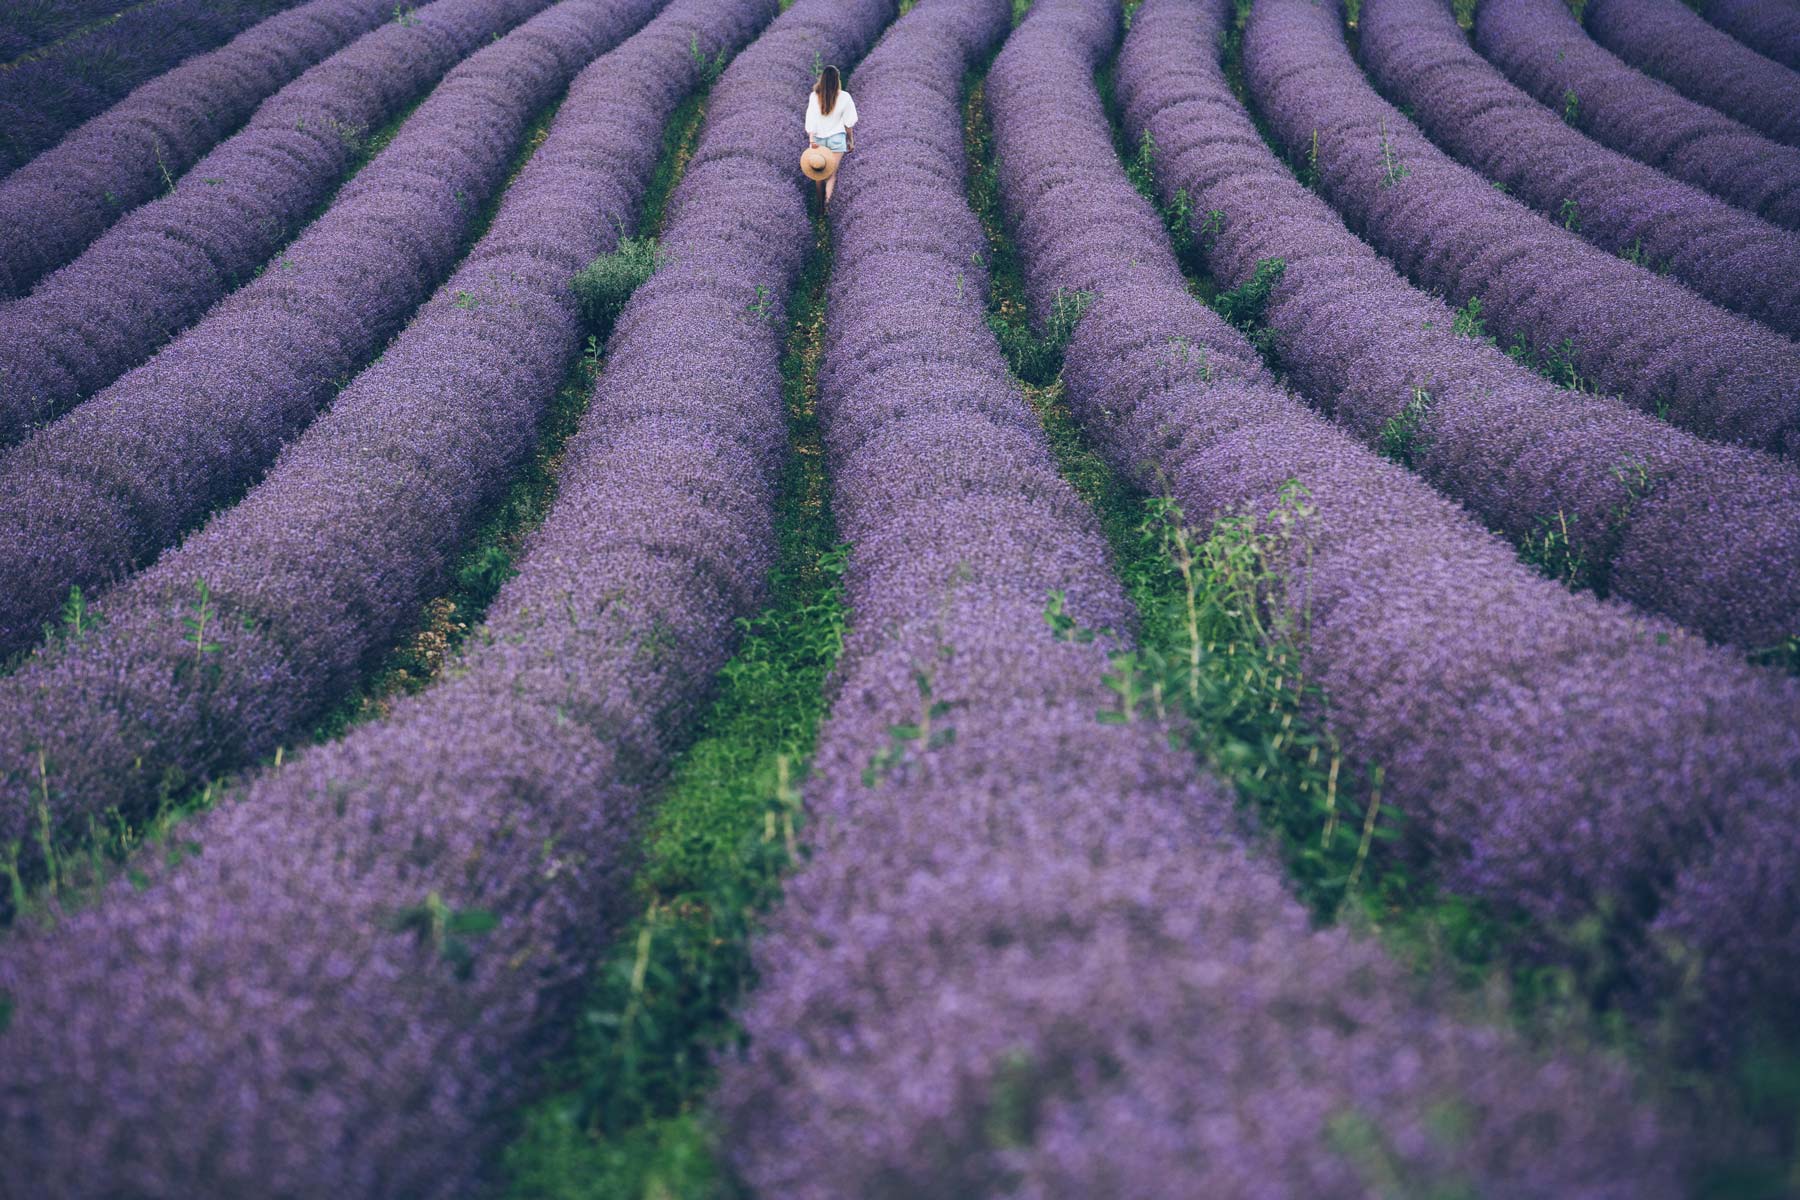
[814,65,840,118]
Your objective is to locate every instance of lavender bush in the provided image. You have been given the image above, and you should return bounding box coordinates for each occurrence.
[0,0,137,61]
[0,0,303,177]
[0,0,657,662]
[0,0,552,444]
[1475,0,1800,229]
[718,2,1697,1190]
[0,0,741,871]
[1361,0,1800,339]
[1118,0,1800,655]
[1005,0,1800,1050]
[0,0,397,299]
[1588,0,1800,147]
[1697,0,1800,72]
[1242,0,1800,459]
[0,0,898,1190]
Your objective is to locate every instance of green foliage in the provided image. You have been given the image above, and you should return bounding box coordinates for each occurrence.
[1559,197,1580,232]
[1562,86,1580,125]
[1378,118,1409,187]
[1451,294,1488,341]
[1207,256,1286,360]
[573,236,665,336]
[1377,386,1435,467]
[988,287,1094,385]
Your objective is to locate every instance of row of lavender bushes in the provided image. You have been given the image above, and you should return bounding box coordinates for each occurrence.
[0,0,703,881]
[0,0,136,61]
[718,0,1696,1192]
[0,0,397,299]
[0,0,302,176]
[1588,0,1800,146]
[1697,0,1800,71]
[1474,0,1800,229]
[1242,0,1800,460]
[0,0,910,1190]
[1119,0,1800,656]
[1018,0,1800,1057]
[0,0,631,665]
[0,0,552,445]
[1361,0,1800,340]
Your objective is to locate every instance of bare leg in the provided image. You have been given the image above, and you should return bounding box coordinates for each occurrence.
[824,174,835,205]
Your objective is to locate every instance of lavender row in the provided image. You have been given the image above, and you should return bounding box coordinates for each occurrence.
[0,0,630,662]
[1698,0,1800,72]
[720,1,1695,1190]
[0,0,137,61]
[0,0,904,1189]
[1588,0,1800,146]
[1474,0,1800,229]
[1014,0,1800,1050]
[1362,0,1800,340]
[0,0,397,299]
[1120,0,1800,654]
[0,0,551,445]
[0,0,757,878]
[0,0,301,177]
[1243,0,1800,459]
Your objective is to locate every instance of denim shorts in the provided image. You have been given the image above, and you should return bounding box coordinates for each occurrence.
[818,132,848,152]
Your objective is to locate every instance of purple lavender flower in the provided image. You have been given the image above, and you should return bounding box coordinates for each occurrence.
[0,0,659,662]
[1695,0,1800,74]
[1476,0,1800,228]
[1243,0,1800,459]
[0,0,769,878]
[1114,0,1800,651]
[1361,0,1800,339]
[0,0,305,177]
[1010,0,1800,1055]
[0,0,899,1190]
[0,0,398,299]
[0,0,555,443]
[1587,0,1800,147]
[717,2,1701,1190]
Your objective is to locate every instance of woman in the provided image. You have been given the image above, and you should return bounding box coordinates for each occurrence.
[804,65,857,206]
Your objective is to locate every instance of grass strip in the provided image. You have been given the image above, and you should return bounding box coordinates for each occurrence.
[502,213,843,1200]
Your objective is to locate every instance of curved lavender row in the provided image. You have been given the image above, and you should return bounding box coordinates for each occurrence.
[0,0,397,300]
[1362,0,1800,339]
[720,3,1695,1191]
[0,0,301,177]
[1119,0,1800,655]
[1588,0,1800,146]
[1243,0,1800,459]
[0,0,137,61]
[1006,0,1800,1041]
[0,0,552,445]
[1474,0,1800,229]
[0,0,901,1189]
[0,0,639,662]
[1698,0,1800,72]
[0,0,769,879]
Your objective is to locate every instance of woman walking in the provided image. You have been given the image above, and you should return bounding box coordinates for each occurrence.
[803,64,857,206]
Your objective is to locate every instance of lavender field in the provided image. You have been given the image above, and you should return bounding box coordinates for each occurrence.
[0,0,1795,1194]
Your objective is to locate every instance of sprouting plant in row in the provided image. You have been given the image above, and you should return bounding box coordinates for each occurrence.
[573,233,667,337]
[1377,118,1409,187]
[687,34,728,87]
[989,287,1093,385]
[1377,386,1435,467]
[1561,87,1579,125]
[1210,256,1286,359]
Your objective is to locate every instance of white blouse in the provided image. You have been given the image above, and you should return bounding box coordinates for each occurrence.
[804,89,858,140]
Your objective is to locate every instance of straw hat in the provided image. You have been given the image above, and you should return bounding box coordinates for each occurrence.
[801,145,836,182]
